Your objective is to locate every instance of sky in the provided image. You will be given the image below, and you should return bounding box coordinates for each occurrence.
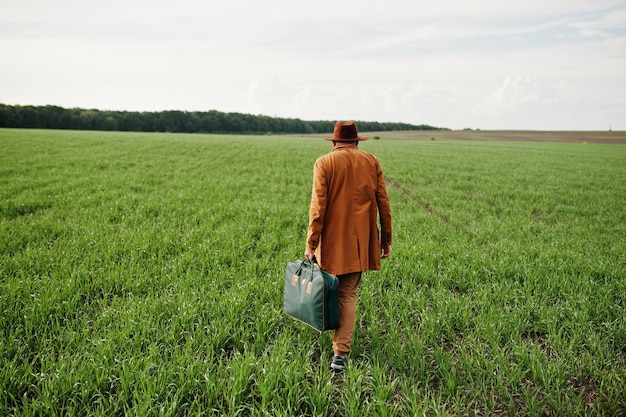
[1,0,625,130]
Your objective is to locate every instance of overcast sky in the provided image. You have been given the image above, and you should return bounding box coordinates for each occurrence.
[1,0,625,130]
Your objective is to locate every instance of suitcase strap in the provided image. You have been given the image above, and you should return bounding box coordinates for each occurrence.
[295,258,321,278]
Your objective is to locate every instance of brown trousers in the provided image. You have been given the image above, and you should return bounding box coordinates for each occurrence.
[333,271,362,356]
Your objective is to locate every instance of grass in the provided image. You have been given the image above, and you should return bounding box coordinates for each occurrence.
[1,128,625,416]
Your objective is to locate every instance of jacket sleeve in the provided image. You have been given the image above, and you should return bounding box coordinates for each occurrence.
[306,158,327,253]
[375,161,392,247]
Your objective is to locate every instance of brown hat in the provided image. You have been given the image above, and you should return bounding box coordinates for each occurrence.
[325,121,367,141]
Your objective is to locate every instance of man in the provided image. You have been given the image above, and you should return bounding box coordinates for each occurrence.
[305,120,392,373]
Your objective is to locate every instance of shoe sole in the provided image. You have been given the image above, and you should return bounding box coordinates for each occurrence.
[330,359,345,372]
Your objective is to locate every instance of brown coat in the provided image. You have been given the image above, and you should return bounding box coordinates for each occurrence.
[306,143,392,276]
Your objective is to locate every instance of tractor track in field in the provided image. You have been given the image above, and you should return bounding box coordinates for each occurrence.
[385,177,451,226]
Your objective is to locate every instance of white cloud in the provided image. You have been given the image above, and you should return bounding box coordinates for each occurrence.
[470,74,626,130]
[246,74,297,117]
[474,76,543,116]
[570,9,626,38]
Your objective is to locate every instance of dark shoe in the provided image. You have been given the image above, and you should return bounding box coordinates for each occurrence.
[330,355,346,373]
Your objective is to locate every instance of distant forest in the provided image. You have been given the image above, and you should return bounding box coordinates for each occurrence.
[0,104,443,134]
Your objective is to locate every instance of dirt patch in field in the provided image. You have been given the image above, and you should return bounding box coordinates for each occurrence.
[363,130,626,144]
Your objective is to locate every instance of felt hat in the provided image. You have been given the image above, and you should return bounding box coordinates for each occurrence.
[325,121,367,141]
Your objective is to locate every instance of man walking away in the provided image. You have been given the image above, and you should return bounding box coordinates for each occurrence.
[305,120,392,373]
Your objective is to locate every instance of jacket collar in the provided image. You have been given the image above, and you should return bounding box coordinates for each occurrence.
[332,142,358,151]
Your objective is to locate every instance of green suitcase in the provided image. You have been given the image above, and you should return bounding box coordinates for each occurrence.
[283,259,339,332]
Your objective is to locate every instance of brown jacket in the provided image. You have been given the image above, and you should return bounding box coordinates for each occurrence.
[306,143,392,276]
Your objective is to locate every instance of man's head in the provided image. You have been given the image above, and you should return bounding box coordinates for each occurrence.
[325,121,367,143]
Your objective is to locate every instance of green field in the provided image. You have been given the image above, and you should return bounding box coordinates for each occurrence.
[1,128,625,416]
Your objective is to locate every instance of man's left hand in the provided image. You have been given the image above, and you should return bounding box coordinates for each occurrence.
[381,244,391,259]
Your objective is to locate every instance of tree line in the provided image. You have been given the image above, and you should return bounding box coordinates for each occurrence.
[0,104,443,134]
